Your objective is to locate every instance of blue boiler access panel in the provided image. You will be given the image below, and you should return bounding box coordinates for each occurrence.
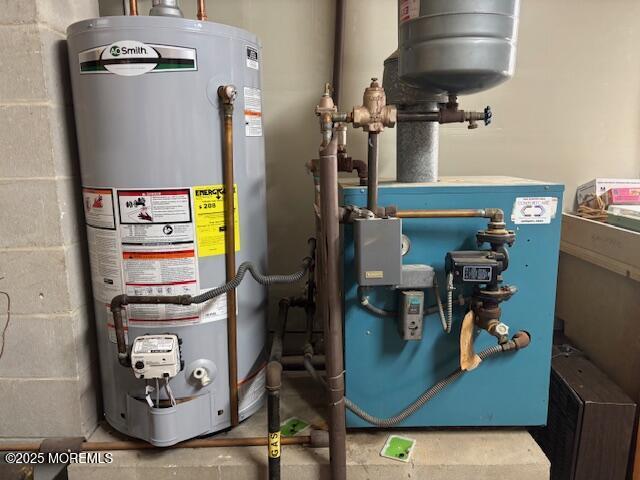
[341,177,564,428]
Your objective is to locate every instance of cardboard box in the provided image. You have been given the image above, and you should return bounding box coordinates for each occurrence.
[605,187,640,206]
[556,213,640,477]
[576,178,640,205]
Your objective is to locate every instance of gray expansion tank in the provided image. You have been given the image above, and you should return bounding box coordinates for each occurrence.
[67,15,267,446]
[398,0,520,95]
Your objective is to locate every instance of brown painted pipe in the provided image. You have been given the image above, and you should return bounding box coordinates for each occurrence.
[332,0,346,107]
[197,0,208,20]
[319,137,347,480]
[367,133,379,214]
[396,208,505,224]
[129,0,138,15]
[218,85,239,427]
[397,209,487,219]
[0,436,311,453]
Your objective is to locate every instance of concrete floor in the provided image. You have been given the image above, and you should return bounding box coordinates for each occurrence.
[68,373,550,480]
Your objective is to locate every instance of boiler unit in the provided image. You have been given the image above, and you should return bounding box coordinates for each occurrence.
[302,0,564,435]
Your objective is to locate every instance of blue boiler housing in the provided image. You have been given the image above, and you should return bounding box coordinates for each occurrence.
[341,177,564,428]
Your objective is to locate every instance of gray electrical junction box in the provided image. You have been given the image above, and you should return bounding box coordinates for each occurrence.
[354,217,402,286]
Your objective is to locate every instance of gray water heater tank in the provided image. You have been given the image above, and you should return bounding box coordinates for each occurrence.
[398,0,520,95]
[67,15,267,446]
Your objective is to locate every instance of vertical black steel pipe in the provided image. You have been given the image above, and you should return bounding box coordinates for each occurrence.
[319,137,347,480]
[218,85,240,427]
[367,132,379,214]
[266,362,282,480]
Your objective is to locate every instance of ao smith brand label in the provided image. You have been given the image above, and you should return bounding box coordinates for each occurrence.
[79,41,197,75]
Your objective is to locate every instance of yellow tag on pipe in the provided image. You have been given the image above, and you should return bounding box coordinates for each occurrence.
[268,431,281,458]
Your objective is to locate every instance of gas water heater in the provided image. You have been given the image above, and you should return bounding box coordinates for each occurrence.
[67,10,268,446]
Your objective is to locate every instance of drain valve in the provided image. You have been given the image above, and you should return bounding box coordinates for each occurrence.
[192,367,211,387]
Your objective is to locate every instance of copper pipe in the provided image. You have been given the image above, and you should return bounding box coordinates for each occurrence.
[332,0,346,107]
[319,137,347,480]
[396,209,488,219]
[396,208,505,223]
[129,0,138,15]
[218,85,239,427]
[0,436,311,453]
[197,0,208,20]
[367,132,379,214]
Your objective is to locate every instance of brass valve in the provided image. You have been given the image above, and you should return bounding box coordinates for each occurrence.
[351,78,397,133]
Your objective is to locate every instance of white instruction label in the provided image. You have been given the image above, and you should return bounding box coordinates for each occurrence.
[239,365,267,413]
[511,197,558,224]
[244,87,263,137]
[399,0,420,23]
[246,45,259,70]
[83,188,116,229]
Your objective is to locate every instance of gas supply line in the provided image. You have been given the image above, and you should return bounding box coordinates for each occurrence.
[110,258,314,367]
[303,331,531,428]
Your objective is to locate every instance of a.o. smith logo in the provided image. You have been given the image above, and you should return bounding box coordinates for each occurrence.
[79,40,197,76]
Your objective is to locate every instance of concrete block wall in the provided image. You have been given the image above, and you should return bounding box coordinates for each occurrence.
[0,0,100,438]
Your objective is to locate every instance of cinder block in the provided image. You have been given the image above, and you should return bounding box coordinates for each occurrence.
[64,242,92,308]
[78,359,100,437]
[0,1,38,25]
[73,306,97,377]
[39,25,72,106]
[0,377,84,437]
[36,0,99,35]
[0,24,46,101]
[0,179,64,248]
[0,248,73,314]
[0,105,54,178]
[0,312,78,378]
[49,103,80,177]
[57,178,84,246]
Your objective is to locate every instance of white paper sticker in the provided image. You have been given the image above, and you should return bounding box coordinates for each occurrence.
[246,45,259,70]
[244,87,263,137]
[239,365,266,413]
[511,197,558,224]
[83,188,116,229]
[86,226,123,303]
[399,0,420,23]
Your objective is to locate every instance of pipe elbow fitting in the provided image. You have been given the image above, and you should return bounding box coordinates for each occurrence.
[266,361,283,391]
[110,294,127,312]
[309,429,330,448]
[512,331,531,350]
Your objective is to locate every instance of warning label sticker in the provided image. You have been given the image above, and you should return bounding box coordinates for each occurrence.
[87,227,123,303]
[244,87,263,137]
[193,184,240,257]
[122,246,200,324]
[246,45,259,70]
[84,184,237,336]
[511,197,558,224]
[118,189,191,224]
[239,364,267,413]
[399,0,420,23]
[83,188,116,229]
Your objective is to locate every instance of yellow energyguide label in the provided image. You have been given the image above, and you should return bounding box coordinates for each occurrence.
[268,431,281,458]
[193,184,240,257]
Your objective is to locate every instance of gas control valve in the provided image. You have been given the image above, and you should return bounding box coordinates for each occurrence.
[131,334,183,380]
